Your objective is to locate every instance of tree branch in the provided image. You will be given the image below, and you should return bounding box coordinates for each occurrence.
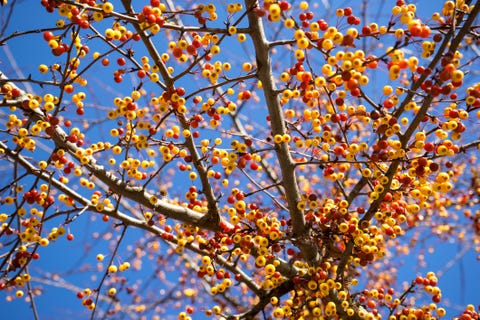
[245,0,320,265]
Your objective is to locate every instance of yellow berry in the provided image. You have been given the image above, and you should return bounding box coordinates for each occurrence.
[38,64,49,73]
[102,2,114,13]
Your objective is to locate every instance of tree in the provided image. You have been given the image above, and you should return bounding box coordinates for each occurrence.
[0,0,479,319]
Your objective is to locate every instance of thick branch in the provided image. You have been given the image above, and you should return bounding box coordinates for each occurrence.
[162,0,285,201]
[245,0,320,265]
[337,0,480,277]
[0,73,218,230]
[120,0,221,224]
[0,139,264,295]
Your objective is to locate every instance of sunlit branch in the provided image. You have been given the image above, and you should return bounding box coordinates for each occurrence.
[120,0,173,87]
[58,0,138,23]
[337,0,480,279]
[0,76,59,88]
[120,0,223,225]
[245,0,321,265]
[2,131,264,297]
[393,1,480,120]
[107,195,264,297]
[162,0,285,200]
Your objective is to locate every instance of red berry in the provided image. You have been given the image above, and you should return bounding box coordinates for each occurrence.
[279,1,290,11]
[43,31,55,41]
[347,15,357,24]
[137,70,146,78]
[117,58,126,66]
[362,26,372,35]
